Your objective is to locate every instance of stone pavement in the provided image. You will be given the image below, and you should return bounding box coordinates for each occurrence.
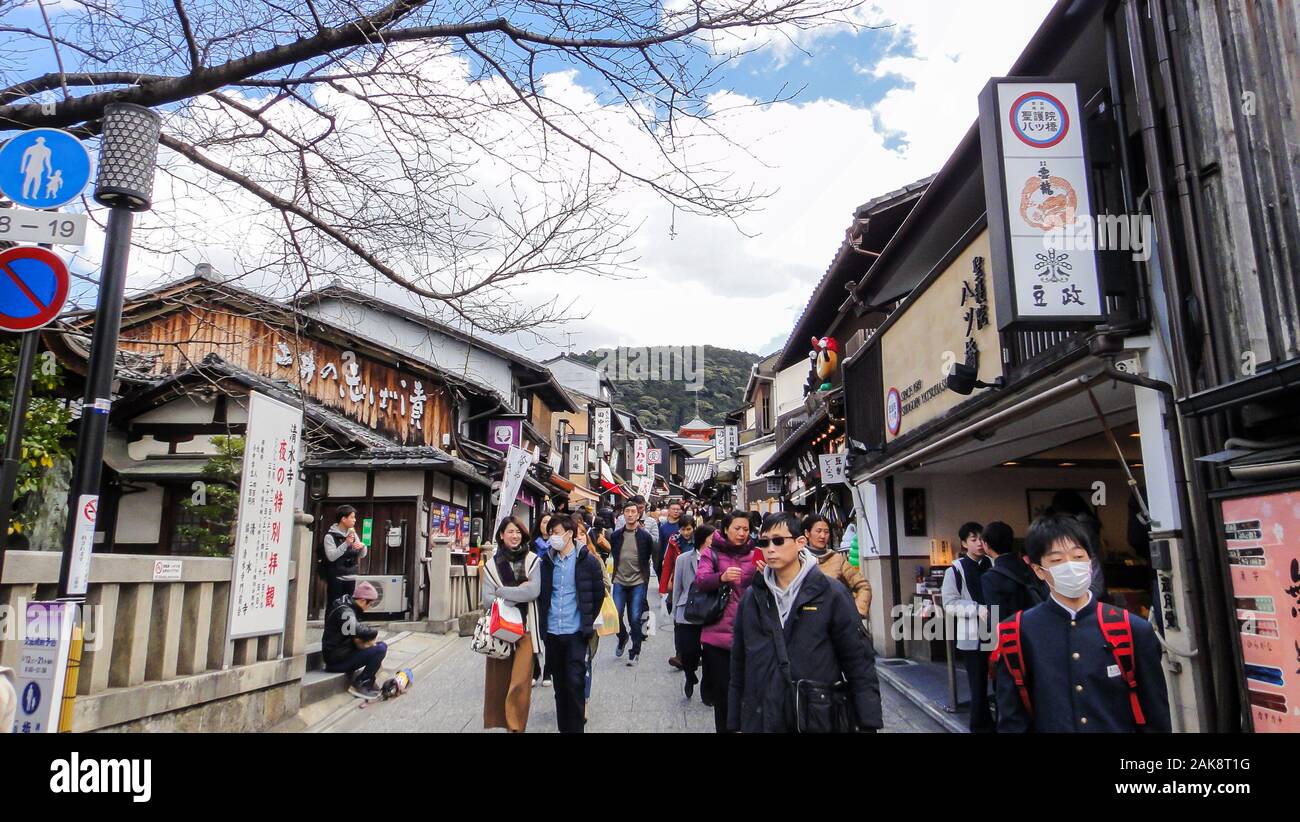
[315,587,946,734]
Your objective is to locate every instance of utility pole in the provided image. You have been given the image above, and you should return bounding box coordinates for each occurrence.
[58,103,161,600]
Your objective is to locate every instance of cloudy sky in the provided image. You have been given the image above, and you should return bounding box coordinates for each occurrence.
[9,0,1058,358]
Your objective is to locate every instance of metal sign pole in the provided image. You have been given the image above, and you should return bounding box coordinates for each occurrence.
[0,330,40,569]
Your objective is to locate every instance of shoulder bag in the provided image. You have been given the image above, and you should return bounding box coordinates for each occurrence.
[471,557,513,659]
[759,587,856,733]
[683,549,732,625]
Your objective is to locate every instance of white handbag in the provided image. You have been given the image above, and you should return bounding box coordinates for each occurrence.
[471,612,513,660]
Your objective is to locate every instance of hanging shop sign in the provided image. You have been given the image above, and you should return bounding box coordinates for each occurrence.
[647,448,663,466]
[592,406,612,453]
[1219,489,1300,733]
[493,445,534,536]
[633,438,649,476]
[819,452,848,484]
[979,78,1104,330]
[487,418,523,452]
[879,229,1002,441]
[567,437,588,476]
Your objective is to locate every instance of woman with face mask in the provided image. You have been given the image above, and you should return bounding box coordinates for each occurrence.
[482,517,543,732]
[693,510,759,732]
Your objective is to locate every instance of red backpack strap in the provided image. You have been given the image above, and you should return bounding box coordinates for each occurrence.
[991,612,1032,717]
[1097,602,1146,726]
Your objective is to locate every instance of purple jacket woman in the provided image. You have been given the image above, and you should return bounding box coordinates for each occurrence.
[694,530,758,650]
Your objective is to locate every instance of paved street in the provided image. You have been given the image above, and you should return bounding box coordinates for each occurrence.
[317,587,946,733]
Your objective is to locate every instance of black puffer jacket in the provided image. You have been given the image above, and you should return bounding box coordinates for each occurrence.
[728,566,883,733]
[322,595,379,665]
[537,547,605,637]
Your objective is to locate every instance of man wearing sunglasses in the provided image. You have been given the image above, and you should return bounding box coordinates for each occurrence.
[727,512,882,733]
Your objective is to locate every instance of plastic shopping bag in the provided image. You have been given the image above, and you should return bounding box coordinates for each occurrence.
[596,594,620,637]
[489,599,525,643]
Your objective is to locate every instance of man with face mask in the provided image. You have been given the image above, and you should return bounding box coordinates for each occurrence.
[992,514,1170,733]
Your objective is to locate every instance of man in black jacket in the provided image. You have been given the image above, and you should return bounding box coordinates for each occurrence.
[980,521,1044,626]
[538,516,605,733]
[322,581,386,700]
[728,512,882,733]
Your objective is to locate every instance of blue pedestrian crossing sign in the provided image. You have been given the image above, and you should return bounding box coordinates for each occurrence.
[0,128,93,209]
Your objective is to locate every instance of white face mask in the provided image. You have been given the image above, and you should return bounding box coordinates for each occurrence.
[548,534,567,551]
[1046,560,1092,598]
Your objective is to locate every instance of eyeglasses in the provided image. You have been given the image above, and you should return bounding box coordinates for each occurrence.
[754,536,796,548]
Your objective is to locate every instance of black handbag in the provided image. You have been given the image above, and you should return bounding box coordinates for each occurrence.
[683,579,732,625]
[760,590,857,733]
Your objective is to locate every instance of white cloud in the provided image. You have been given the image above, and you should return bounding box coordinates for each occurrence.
[64,2,1057,360]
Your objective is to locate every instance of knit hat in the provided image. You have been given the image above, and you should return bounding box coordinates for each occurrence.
[353,581,379,602]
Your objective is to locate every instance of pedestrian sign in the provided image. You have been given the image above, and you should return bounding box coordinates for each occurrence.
[0,246,70,332]
[0,128,93,210]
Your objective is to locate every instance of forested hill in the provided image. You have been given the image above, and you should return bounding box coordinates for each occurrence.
[570,346,761,431]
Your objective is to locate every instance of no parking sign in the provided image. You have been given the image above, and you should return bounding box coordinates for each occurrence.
[0,246,70,332]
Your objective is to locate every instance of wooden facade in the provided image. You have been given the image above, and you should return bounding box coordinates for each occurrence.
[112,301,458,447]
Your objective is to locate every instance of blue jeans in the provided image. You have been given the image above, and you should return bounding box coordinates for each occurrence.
[324,641,388,685]
[612,582,646,655]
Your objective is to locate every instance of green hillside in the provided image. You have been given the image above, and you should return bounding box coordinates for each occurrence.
[572,345,760,431]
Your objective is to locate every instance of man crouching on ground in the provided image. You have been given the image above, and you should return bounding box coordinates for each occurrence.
[323,581,387,700]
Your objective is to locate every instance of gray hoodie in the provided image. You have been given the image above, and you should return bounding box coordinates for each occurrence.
[762,549,818,626]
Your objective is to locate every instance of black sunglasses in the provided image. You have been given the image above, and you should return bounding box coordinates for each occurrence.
[754,536,797,548]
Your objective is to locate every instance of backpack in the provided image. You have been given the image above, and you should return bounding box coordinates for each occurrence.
[989,602,1147,726]
[988,564,1046,608]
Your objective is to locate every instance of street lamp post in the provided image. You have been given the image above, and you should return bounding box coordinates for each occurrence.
[57,103,161,600]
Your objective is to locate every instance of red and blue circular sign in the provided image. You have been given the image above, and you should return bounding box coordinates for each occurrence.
[0,246,70,332]
[1009,91,1069,148]
[886,387,902,436]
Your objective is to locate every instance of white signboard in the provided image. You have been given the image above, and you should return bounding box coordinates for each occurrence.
[67,493,97,596]
[0,210,88,246]
[567,439,588,475]
[637,475,655,501]
[819,452,848,484]
[979,79,1104,329]
[647,448,663,466]
[152,559,183,581]
[493,444,534,536]
[228,391,302,639]
[633,438,649,476]
[548,448,563,472]
[593,407,612,453]
[12,601,75,733]
[726,426,740,460]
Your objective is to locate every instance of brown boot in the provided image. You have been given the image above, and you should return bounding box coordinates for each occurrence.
[668,656,683,670]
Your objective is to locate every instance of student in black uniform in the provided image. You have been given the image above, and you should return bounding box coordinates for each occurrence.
[942,521,993,733]
[993,515,1171,733]
[979,521,1044,625]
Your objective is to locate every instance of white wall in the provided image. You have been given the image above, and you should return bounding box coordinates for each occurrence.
[116,484,164,545]
[774,361,809,417]
[547,357,600,398]
[303,299,516,401]
[134,395,216,424]
[329,472,367,498]
[127,436,170,460]
[374,471,423,498]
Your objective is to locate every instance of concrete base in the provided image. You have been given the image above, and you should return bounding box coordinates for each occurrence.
[457,610,482,637]
[95,679,302,733]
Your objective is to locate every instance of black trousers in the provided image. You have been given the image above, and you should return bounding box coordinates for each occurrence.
[961,648,994,733]
[674,623,702,684]
[545,632,589,734]
[325,573,354,606]
[701,643,732,732]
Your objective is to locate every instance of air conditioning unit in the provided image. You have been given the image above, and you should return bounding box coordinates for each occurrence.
[349,575,406,614]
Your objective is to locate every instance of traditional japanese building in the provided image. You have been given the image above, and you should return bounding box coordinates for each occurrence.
[45,269,577,618]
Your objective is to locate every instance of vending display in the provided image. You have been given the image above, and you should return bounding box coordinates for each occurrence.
[1220,489,1300,732]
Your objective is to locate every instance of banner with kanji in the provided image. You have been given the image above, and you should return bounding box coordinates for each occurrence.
[228,391,302,639]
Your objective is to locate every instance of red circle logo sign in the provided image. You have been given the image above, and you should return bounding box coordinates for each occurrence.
[0,246,70,332]
[886,387,902,436]
[1009,91,1070,149]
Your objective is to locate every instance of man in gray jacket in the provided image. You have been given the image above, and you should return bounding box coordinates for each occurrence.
[671,526,706,699]
[321,504,368,605]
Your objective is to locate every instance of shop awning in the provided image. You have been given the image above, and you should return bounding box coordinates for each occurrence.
[684,458,713,487]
